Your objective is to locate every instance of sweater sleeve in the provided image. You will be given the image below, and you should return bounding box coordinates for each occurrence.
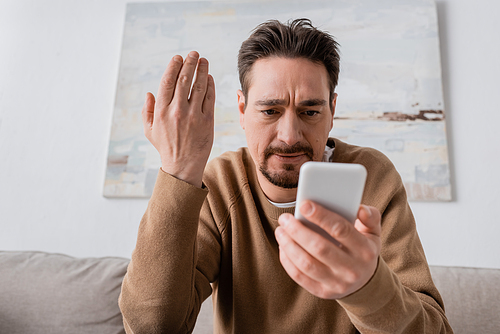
[336,154,453,333]
[118,169,220,334]
[337,257,452,333]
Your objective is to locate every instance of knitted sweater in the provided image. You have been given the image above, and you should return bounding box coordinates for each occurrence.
[119,138,453,333]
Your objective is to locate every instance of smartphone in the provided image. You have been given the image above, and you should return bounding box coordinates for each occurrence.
[294,162,367,244]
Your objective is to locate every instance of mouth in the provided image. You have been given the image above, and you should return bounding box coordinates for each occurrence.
[263,142,315,166]
[273,153,308,163]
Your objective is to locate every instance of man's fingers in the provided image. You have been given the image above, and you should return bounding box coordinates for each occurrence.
[279,203,381,300]
[276,227,347,300]
[202,74,216,117]
[189,57,209,107]
[278,213,351,268]
[354,205,382,237]
[298,201,367,250]
[156,55,183,109]
[174,51,200,102]
[275,225,333,282]
[300,201,355,240]
[278,245,326,297]
[141,92,156,138]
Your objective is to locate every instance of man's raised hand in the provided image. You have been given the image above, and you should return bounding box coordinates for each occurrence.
[142,51,216,188]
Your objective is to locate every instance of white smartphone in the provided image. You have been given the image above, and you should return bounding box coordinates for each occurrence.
[294,162,367,244]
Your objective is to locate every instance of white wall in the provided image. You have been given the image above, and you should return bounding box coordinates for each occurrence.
[1,0,499,268]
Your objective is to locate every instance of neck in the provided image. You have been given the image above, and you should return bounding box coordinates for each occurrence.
[256,169,298,203]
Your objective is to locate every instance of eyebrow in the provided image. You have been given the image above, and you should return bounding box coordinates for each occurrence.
[298,99,327,107]
[254,98,327,107]
[254,99,286,107]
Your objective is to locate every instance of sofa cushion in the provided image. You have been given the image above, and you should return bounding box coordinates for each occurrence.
[430,265,500,334]
[0,251,129,334]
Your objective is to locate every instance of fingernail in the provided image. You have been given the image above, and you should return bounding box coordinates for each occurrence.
[279,214,290,227]
[300,201,313,216]
[275,227,284,239]
[362,205,372,217]
[188,51,199,58]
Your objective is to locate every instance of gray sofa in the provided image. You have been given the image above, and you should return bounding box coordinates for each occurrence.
[0,251,499,333]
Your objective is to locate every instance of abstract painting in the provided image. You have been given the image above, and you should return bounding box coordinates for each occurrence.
[104,0,451,201]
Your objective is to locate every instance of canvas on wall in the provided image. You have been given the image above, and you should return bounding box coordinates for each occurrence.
[104,0,451,201]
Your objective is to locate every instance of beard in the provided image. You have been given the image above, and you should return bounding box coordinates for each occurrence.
[259,142,314,189]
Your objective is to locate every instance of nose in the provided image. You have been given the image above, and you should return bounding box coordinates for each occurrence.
[276,111,303,146]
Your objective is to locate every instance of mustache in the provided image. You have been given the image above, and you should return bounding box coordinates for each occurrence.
[263,142,314,160]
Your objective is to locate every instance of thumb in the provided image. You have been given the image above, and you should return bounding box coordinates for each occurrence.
[354,205,381,238]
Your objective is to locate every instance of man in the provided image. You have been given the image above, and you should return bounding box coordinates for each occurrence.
[119,19,452,333]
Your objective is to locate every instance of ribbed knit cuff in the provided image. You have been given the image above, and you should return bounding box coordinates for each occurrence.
[149,168,209,220]
[337,257,400,317]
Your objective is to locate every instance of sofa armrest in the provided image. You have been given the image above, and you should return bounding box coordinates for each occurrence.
[430,265,500,334]
[0,251,129,334]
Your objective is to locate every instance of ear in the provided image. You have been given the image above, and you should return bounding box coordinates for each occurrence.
[237,89,246,130]
[329,93,338,131]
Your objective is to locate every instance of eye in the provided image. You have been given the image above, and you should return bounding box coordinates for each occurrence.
[262,109,278,116]
[302,110,319,117]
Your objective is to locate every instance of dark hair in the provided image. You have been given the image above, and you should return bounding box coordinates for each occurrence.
[238,18,340,105]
